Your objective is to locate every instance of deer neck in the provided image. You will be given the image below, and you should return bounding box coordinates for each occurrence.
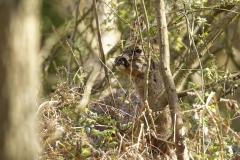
[132,61,164,106]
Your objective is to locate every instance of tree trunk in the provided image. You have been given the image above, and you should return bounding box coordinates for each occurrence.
[0,0,41,159]
[154,0,189,159]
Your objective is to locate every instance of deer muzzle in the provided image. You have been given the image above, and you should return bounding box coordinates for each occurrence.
[114,56,129,70]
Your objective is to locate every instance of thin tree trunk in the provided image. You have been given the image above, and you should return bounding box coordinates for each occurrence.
[0,0,41,159]
[154,0,189,159]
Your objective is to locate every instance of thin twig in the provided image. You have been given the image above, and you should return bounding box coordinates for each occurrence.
[70,0,81,46]
[140,0,151,102]
[144,101,157,133]
[136,123,144,150]
[177,72,240,98]
[174,3,240,88]
[66,0,81,86]
[92,0,116,108]
[117,132,128,153]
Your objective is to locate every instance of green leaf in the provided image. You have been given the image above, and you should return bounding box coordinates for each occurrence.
[82,148,91,157]
[105,141,118,148]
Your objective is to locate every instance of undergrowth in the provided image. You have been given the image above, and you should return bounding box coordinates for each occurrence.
[38,67,240,160]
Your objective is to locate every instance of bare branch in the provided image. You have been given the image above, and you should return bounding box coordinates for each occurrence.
[178,72,240,98]
[174,3,240,89]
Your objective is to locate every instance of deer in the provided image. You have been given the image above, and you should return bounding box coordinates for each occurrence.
[114,14,172,138]
[89,15,175,158]
[114,40,172,138]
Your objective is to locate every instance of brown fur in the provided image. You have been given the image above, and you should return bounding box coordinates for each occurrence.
[89,15,174,158]
[89,89,143,125]
[115,42,172,139]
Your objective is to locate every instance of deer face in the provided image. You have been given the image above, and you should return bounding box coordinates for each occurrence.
[114,43,147,79]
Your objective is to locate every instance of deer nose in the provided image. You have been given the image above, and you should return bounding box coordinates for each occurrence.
[114,57,120,65]
[114,56,128,67]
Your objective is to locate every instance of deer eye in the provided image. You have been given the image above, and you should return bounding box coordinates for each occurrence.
[135,49,142,54]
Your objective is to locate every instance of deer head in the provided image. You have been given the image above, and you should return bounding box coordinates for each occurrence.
[114,41,148,79]
[114,36,160,77]
[114,14,160,79]
[114,14,164,102]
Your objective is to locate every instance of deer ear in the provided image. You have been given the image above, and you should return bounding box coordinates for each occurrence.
[129,14,146,41]
[138,14,146,31]
[150,36,160,50]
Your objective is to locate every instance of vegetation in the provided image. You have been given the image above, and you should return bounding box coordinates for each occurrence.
[1,0,240,159]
